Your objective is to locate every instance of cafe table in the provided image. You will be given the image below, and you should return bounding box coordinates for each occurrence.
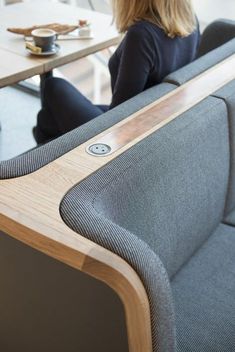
[0,1,121,88]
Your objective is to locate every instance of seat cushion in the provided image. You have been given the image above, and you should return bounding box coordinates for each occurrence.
[172,224,235,352]
[224,209,235,226]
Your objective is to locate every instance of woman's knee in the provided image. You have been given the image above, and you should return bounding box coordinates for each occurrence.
[43,77,69,101]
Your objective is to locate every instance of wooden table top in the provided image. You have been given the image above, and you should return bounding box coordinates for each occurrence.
[0,48,44,87]
[0,2,121,88]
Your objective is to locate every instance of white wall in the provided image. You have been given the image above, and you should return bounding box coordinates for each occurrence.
[192,0,235,24]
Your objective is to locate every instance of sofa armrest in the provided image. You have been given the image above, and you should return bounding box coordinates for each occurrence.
[0,83,175,180]
[198,19,235,57]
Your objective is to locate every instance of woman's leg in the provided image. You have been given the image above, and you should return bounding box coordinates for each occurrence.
[35,77,109,143]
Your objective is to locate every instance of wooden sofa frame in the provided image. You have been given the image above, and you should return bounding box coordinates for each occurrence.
[1,54,235,352]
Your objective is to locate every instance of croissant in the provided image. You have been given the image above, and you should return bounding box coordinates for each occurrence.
[7,23,79,36]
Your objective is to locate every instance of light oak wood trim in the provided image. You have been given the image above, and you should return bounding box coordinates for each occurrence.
[1,54,235,352]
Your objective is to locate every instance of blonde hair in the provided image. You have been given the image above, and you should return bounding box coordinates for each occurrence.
[112,0,196,38]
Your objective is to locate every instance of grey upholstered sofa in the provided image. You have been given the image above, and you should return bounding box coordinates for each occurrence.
[0,19,235,352]
[61,83,235,352]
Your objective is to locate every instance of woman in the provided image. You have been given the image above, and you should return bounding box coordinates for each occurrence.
[34,0,200,144]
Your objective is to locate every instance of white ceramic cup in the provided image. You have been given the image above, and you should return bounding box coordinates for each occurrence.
[31,28,57,52]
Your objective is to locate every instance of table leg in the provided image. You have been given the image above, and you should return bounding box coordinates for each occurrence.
[40,71,53,107]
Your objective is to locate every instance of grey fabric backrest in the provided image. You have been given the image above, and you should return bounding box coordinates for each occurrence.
[0,83,175,179]
[213,80,235,216]
[198,19,235,57]
[60,96,230,352]
[164,38,235,86]
[0,231,129,352]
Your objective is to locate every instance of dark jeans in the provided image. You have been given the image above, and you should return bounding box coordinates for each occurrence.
[36,77,109,143]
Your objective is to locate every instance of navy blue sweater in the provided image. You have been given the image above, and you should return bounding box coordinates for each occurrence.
[108,20,200,109]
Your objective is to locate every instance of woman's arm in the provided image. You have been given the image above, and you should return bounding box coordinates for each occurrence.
[110,25,155,109]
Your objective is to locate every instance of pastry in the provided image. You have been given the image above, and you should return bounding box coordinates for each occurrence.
[8,23,79,36]
[25,41,42,54]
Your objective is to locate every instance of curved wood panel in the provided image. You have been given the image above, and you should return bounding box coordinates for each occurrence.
[1,54,235,352]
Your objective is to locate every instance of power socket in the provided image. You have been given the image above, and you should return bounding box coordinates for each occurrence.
[87,143,111,156]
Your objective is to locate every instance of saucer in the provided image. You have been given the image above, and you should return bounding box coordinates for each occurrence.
[26,43,60,56]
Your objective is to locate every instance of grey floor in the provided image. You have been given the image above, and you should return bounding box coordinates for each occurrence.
[0,0,234,161]
[0,87,39,161]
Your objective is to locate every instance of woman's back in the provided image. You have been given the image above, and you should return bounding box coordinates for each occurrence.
[109,20,200,108]
[35,0,200,143]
